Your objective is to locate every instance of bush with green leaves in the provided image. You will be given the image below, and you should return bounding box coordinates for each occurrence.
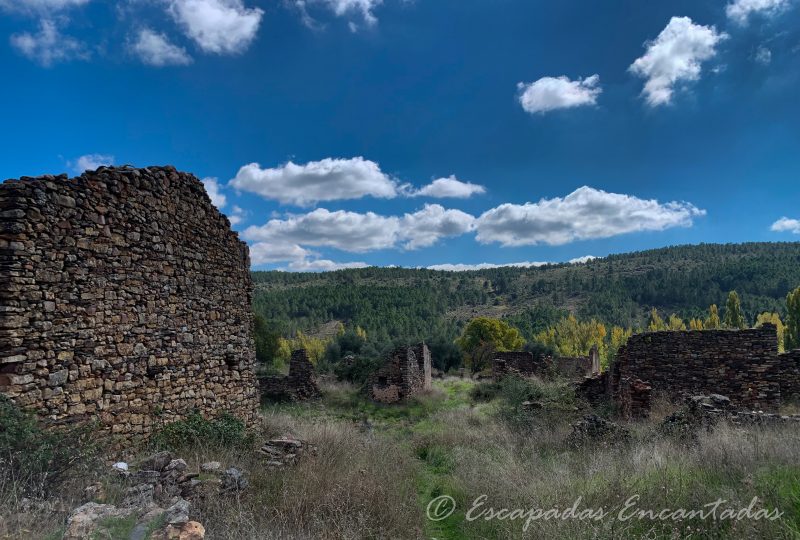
[0,395,98,497]
[151,412,252,450]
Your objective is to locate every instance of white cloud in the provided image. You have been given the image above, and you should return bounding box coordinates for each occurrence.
[249,240,367,272]
[476,186,705,247]
[230,157,400,206]
[400,204,476,249]
[227,205,246,226]
[629,16,727,107]
[755,45,772,65]
[517,75,602,114]
[286,258,369,271]
[131,28,192,66]
[0,0,88,14]
[568,255,598,264]
[294,0,382,29]
[202,177,227,208]
[70,153,114,173]
[10,19,89,67]
[427,261,550,272]
[726,0,791,25]
[242,205,475,253]
[412,176,486,199]
[250,241,313,265]
[169,0,263,55]
[771,217,800,234]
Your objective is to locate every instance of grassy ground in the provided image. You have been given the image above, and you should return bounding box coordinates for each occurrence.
[3,377,800,539]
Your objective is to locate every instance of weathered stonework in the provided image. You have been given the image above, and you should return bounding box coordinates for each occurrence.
[369,343,431,403]
[492,346,600,382]
[259,349,320,401]
[579,324,800,418]
[0,165,258,441]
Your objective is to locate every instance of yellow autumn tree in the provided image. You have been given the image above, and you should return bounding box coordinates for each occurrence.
[535,314,608,360]
[647,308,666,331]
[667,314,687,331]
[755,312,786,353]
[689,318,704,330]
[705,304,721,329]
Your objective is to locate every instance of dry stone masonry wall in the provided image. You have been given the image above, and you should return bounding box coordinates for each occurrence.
[579,324,800,418]
[0,165,258,441]
[259,349,321,401]
[369,343,431,403]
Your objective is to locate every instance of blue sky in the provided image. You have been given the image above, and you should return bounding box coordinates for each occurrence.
[1,0,799,271]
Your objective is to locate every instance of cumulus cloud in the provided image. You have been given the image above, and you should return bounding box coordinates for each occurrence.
[629,17,727,107]
[131,28,192,66]
[230,157,400,206]
[286,258,369,271]
[771,217,800,234]
[294,0,383,30]
[726,0,791,25]
[475,186,705,247]
[70,153,114,174]
[242,205,475,253]
[400,204,476,249]
[10,19,89,67]
[249,240,367,272]
[412,176,486,198]
[169,0,263,55]
[517,75,602,114]
[201,177,227,208]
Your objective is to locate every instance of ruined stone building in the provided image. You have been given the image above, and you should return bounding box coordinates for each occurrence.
[0,166,259,441]
[492,346,600,382]
[259,349,320,401]
[579,324,800,418]
[369,343,431,403]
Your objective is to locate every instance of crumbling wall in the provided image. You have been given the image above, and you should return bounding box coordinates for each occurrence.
[369,343,430,403]
[259,349,320,401]
[492,351,538,380]
[492,347,599,382]
[0,165,258,441]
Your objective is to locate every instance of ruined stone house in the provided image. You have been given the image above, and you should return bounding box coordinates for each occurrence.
[259,348,320,401]
[579,324,800,418]
[492,346,600,381]
[0,166,259,441]
[369,343,432,403]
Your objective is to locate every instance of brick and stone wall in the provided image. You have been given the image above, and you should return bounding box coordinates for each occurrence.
[369,343,431,403]
[0,165,259,441]
[259,349,320,401]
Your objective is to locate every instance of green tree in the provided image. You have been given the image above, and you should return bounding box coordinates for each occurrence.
[705,304,721,329]
[455,317,525,373]
[253,315,283,367]
[724,291,746,329]
[786,287,800,350]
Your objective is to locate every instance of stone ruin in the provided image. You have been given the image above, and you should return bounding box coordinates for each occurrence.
[259,348,321,401]
[0,165,259,442]
[369,343,431,403]
[492,346,600,382]
[579,324,800,419]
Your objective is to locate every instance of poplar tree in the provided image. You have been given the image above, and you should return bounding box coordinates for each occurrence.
[723,291,746,329]
[786,287,800,350]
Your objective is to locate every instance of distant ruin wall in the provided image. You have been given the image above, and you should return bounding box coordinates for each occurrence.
[259,349,320,401]
[614,326,781,410]
[0,166,259,441]
[369,343,431,403]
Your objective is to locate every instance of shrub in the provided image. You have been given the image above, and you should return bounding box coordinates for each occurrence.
[333,355,383,387]
[151,412,252,450]
[0,395,98,498]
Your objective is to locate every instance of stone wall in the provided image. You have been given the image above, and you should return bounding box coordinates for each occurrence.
[259,349,320,401]
[492,347,599,382]
[369,343,431,403]
[0,165,258,441]
[579,324,800,418]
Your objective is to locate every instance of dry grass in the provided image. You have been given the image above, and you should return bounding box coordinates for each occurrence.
[3,379,800,539]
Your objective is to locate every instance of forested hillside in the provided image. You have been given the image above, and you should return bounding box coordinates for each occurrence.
[252,242,800,348]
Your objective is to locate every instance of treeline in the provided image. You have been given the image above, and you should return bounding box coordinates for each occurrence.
[251,243,800,370]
